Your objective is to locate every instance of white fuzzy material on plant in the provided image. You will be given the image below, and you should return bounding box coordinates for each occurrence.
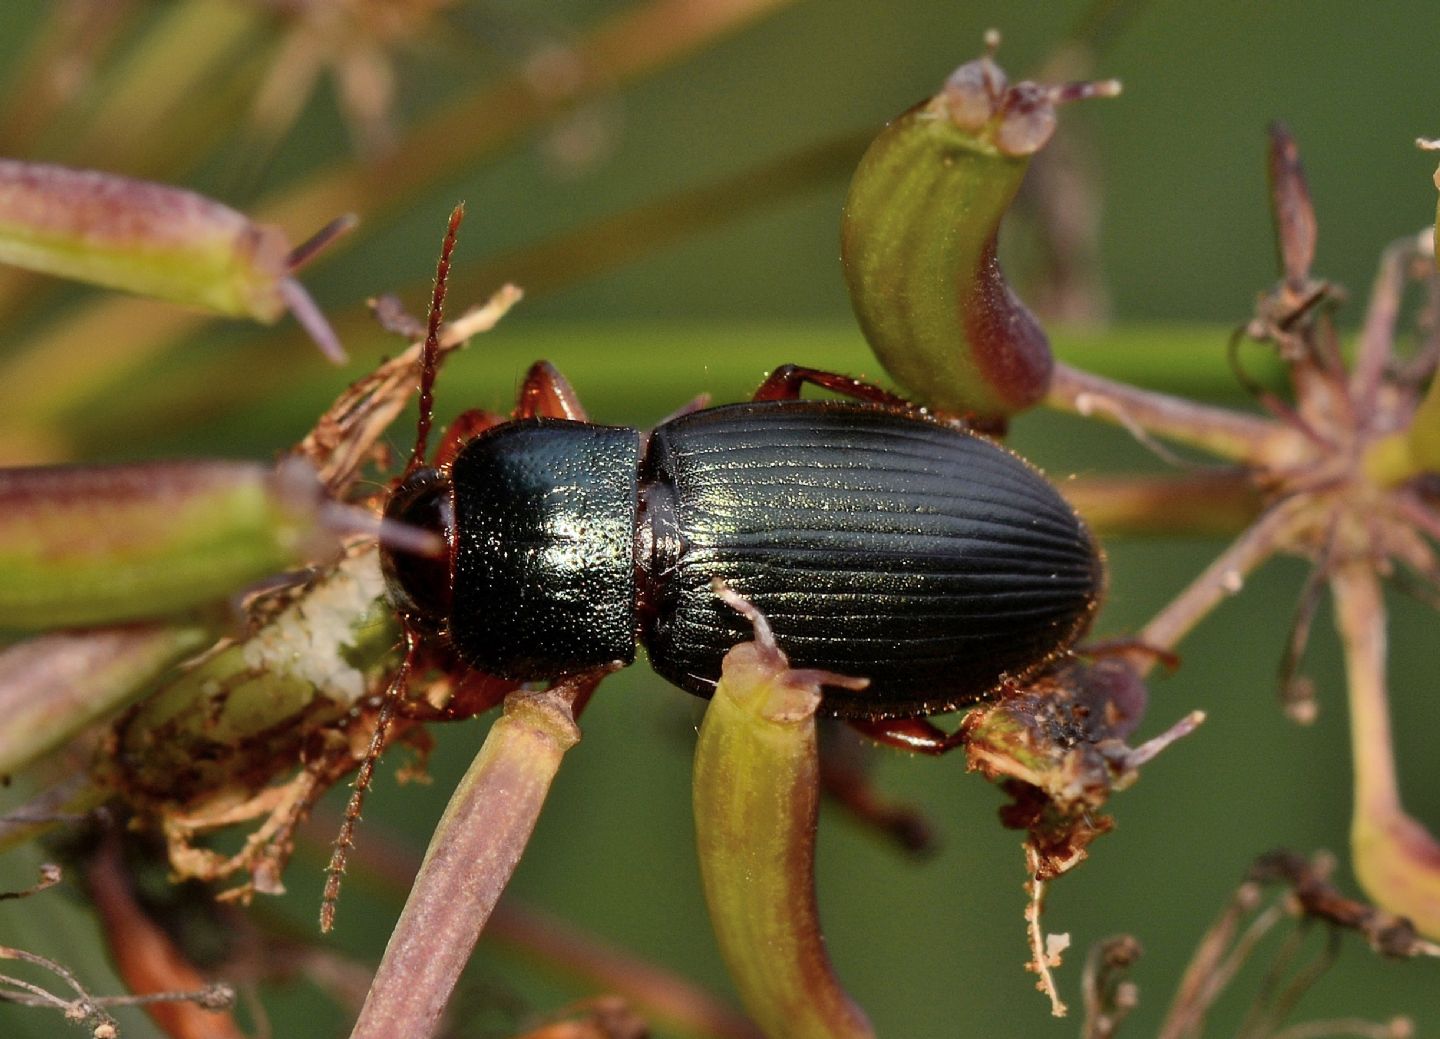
[241,550,388,704]
[1044,932,1071,964]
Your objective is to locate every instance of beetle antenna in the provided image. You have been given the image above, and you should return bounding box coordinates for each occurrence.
[408,203,466,478]
[321,629,419,933]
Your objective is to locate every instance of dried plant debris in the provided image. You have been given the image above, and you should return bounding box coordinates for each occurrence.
[1043,123,1440,946]
[1081,851,1436,1039]
[962,655,1202,1014]
[0,863,236,1038]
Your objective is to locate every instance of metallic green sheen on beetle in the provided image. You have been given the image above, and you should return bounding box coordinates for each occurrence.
[381,385,1102,721]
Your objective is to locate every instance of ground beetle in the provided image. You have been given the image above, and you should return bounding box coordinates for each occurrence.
[323,209,1108,927]
[381,354,1103,747]
[364,206,1103,761]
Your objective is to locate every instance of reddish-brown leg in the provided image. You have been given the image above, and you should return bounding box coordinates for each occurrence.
[751,364,916,408]
[656,392,712,425]
[819,721,935,854]
[517,360,589,421]
[433,362,589,468]
[1082,638,1181,672]
[848,716,968,756]
[434,409,507,468]
[404,668,518,722]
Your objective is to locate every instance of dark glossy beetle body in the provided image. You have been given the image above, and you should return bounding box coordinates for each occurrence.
[386,397,1102,720]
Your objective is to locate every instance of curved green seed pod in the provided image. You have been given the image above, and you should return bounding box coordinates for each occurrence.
[842,38,1118,419]
[0,456,341,629]
[693,585,873,1039]
[0,160,349,362]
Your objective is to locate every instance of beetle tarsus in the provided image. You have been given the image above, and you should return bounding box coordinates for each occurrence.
[819,721,937,855]
[751,363,915,408]
[847,716,967,756]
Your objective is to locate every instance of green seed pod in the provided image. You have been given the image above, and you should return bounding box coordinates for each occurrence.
[693,585,874,1039]
[0,160,348,362]
[842,37,1118,419]
[0,624,210,777]
[0,456,341,629]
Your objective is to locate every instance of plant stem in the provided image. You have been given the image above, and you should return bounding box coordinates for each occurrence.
[1135,498,1303,673]
[1062,470,1260,538]
[348,678,591,1039]
[1334,562,1440,940]
[1048,361,1282,462]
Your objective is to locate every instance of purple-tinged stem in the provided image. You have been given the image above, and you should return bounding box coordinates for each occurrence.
[1062,470,1261,539]
[1158,880,1273,1039]
[487,907,764,1039]
[1048,362,1284,463]
[1351,231,1428,415]
[1333,563,1440,940]
[297,806,760,1039]
[1135,499,1306,675]
[1266,122,1317,295]
[348,677,593,1039]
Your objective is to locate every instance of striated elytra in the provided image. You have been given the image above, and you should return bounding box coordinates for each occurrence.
[384,397,1102,720]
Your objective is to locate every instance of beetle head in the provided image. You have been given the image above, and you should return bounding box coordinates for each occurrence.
[380,465,454,631]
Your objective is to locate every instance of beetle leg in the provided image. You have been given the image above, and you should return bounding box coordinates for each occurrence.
[402,668,518,722]
[847,716,967,756]
[516,360,589,420]
[433,409,507,468]
[432,363,587,467]
[751,364,916,408]
[655,392,713,425]
[820,720,935,853]
[1082,637,1181,672]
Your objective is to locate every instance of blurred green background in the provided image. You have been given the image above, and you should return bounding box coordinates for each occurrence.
[1,1,1438,1036]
